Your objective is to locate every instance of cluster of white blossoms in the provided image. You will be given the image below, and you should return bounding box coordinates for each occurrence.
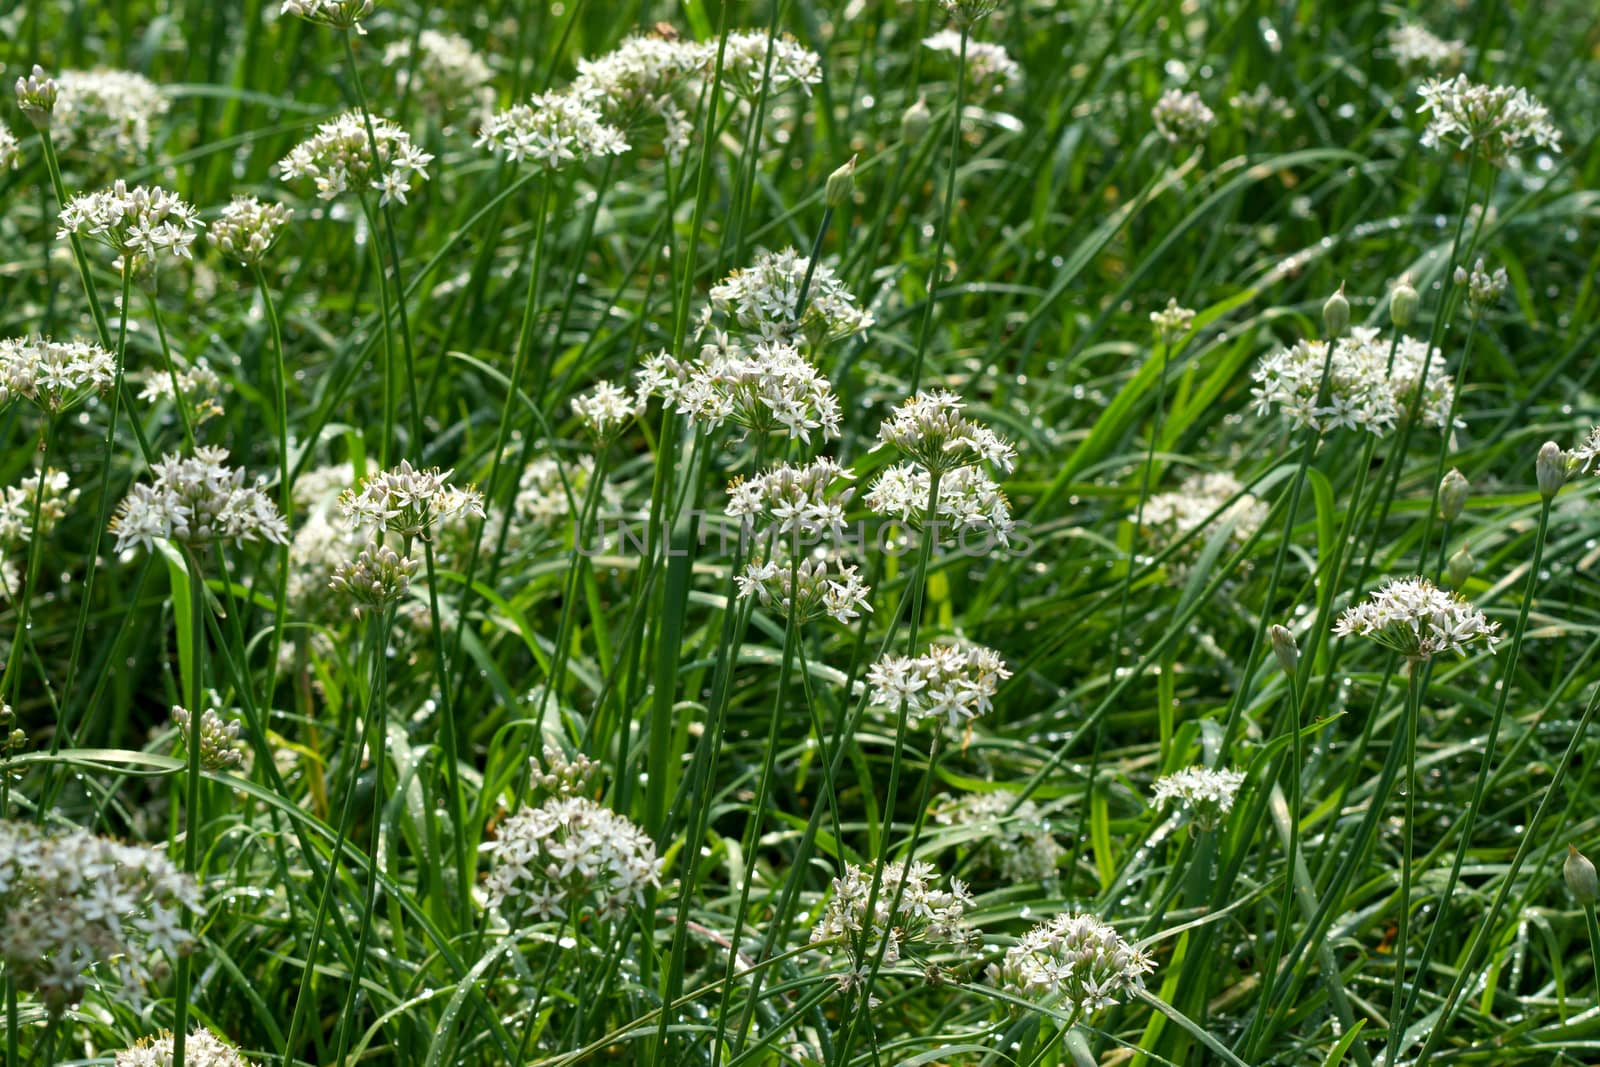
[921,31,1019,94]
[1455,257,1508,316]
[137,356,228,426]
[0,336,116,413]
[570,379,645,440]
[1570,427,1600,477]
[279,110,434,204]
[1152,766,1247,831]
[1387,22,1465,72]
[483,795,661,921]
[385,30,495,120]
[329,540,417,611]
[1417,75,1560,164]
[708,247,873,345]
[530,743,600,798]
[279,0,373,33]
[284,464,362,609]
[338,461,485,538]
[1151,88,1215,145]
[13,65,57,125]
[933,789,1064,883]
[115,1030,251,1067]
[810,860,977,964]
[866,642,1011,732]
[716,32,823,100]
[478,90,629,169]
[209,195,292,268]
[989,912,1155,1014]
[170,704,244,771]
[877,390,1016,475]
[0,469,78,549]
[1334,576,1500,660]
[638,335,841,442]
[0,820,201,1013]
[1141,471,1268,555]
[735,551,874,625]
[0,123,19,169]
[111,447,288,554]
[865,463,1015,546]
[1250,326,1455,436]
[572,34,705,156]
[726,457,852,538]
[58,181,203,263]
[52,69,169,161]
[514,455,614,528]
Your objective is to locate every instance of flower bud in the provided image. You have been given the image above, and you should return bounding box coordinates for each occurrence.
[825,155,856,209]
[14,65,57,129]
[1537,442,1567,500]
[902,94,932,143]
[1269,624,1299,677]
[1323,285,1349,339]
[1439,468,1469,523]
[1445,544,1475,590]
[1390,275,1418,330]
[1566,845,1598,905]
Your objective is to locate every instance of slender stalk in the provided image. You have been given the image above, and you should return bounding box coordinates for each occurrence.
[907,26,969,393]
[146,290,196,449]
[1385,664,1423,1067]
[171,547,209,1067]
[1585,901,1600,999]
[255,267,294,702]
[420,533,470,919]
[1,419,56,711]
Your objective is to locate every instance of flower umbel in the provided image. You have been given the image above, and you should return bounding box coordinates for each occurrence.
[810,860,977,964]
[483,795,661,921]
[1334,576,1500,660]
[989,912,1154,1015]
[111,448,288,554]
[279,110,433,204]
[866,642,1011,732]
[338,461,485,539]
[210,195,292,268]
[115,1030,251,1067]
[1152,766,1247,831]
[1417,75,1560,164]
[0,336,116,413]
[477,91,629,169]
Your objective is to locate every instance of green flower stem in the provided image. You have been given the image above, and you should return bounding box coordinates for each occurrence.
[1384,663,1424,1067]
[907,25,968,393]
[171,546,209,1067]
[254,266,294,702]
[420,533,470,921]
[146,290,196,450]
[1,417,56,712]
[1585,902,1600,999]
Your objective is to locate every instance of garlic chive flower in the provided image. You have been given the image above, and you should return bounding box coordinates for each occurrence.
[571,34,705,157]
[210,195,292,268]
[112,448,288,554]
[726,457,854,540]
[477,90,629,169]
[279,0,374,34]
[170,705,244,771]
[1387,22,1465,73]
[933,789,1065,883]
[867,642,1011,733]
[338,461,485,539]
[0,469,78,549]
[810,859,977,964]
[865,463,1015,547]
[876,390,1016,475]
[1417,75,1560,165]
[936,0,1001,27]
[1454,258,1508,317]
[570,379,645,441]
[1251,326,1456,436]
[638,335,842,443]
[530,743,601,798]
[115,1030,251,1067]
[0,124,18,169]
[716,32,823,100]
[989,912,1154,1015]
[1150,299,1195,341]
[1141,471,1267,559]
[384,30,495,120]
[1151,88,1215,145]
[14,65,58,127]
[921,31,1019,94]
[53,70,169,161]
[0,820,201,1014]
[1333,576,1500,660]
[0,336,116,413]
[735,551,873,625]
[483,795,661,921]
[1152,766,1246,831]
[137,356,227,426]
[1229,84,1295,132]
[515,456,612,528]
[330,541,417,610]
[1565,845,1599,905]
[59,181,203,264]
[279,110,433,205]
[1567,426,1600,477]
[708,247,873,344]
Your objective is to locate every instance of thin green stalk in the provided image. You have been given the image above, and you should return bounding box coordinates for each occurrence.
[146,290,196,449]
[907,25,968,393]
[1585,901,1600,999]
[420,533,470,920]
[1385,664,1423,1067]
[171,547,209,1067]
[1,419,56,712]
[255,267,294,702]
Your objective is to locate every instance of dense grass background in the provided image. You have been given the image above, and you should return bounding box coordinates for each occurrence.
[3,0,1600,1064]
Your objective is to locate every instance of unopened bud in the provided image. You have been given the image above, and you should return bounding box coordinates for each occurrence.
[902,94,932,143]
[1566,845,1599,904]
[1390,275,1418,329]
[825,155,856,209]
[1439,468,1469,523]
[1323,285,1350,339]
[1269,624,1299,677]
[1537,442,1567,500]
[14,65,57,129]
[1445,544,1475,589]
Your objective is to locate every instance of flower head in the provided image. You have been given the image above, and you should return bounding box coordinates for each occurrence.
[988,912,1154,1014]
[867,642,1010,732]
[0,469,78,550]
[876,390,1016,475]
[483,795,661,921]
[1453,258,1508,317]
[170,705,244,771]
[0,336,116,413]
[1417,75,1560,164]
[1387,22,1465,72]
[279,0,373,33]
[115,1030,251,1067]
[810,859,977,964]
[137,356,227,426]
[865,463,1014,547]
[1152,89,1215,145]
[638,335,841,442]
[933,789,1064,883]
[716,32,822,100]
[0,124,19,169]
[53,69,168,160]
[571,379,645,440]
[111,448,288,554]
[59,181,203,265]
[572,34,705,156]
[734,551,873,625]
[1152,766,1246,831]
[14,65,58,128]
[338,461,484,538]
[1250,326,1455,436]
[726,457,853,539]
[708,247,872,344]
[477,91,629,169]
[1141,471,1266,557]
[921,31,1019,94]
[279,110,433,204]
[385,30,495,119]
[210,195,292,268]
[1334,576,1500,660]
[330,541,418,610]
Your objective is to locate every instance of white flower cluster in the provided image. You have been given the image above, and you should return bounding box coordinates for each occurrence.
[1149,299,1196,339]
[988,912,1154,1014]
[1250,326,1455,436]
[329,540,417,610]
[477,90,629,169]
[1334,576,1500,660]
[338,461,485,538]
[866,642,1011,732]
[137,356,227,426]
[922,31,1019,94]
[735,551,873,625]
[1152,766,1247,830]
[1151,88,1215,145]
[572,34,705,157]
[726,457,852,538]
[810,859,976,964]
[112,447,288,554]
[170,704,244,771]
[116,1030,251,1067]
[210,195,292,268]
[483,795,661,920]
[1141,471,1267,555]
[571,379,645,440]
[638,335,841,442]
[1417,75,1560,164]
[0,468,77,549]
[1387,23,1465,72]
[717,32,823,100]
[1571,427,1600,477]
[279,110,433,204]
[0,336,116,413]
[58,181,203,263]
[708,247,873,345]
[285,464,363,609]
[279,0,373,33]
[54,69,169,161]
[933,789,1064,883]
[0,123,18,169]
[865,463,1015,547]
[530,743,600,797]
[515,455,611,528]
[0,820,201,1013]
[877,390,1016,475]
[1454,258,1508,316]
[385,30,495,119]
